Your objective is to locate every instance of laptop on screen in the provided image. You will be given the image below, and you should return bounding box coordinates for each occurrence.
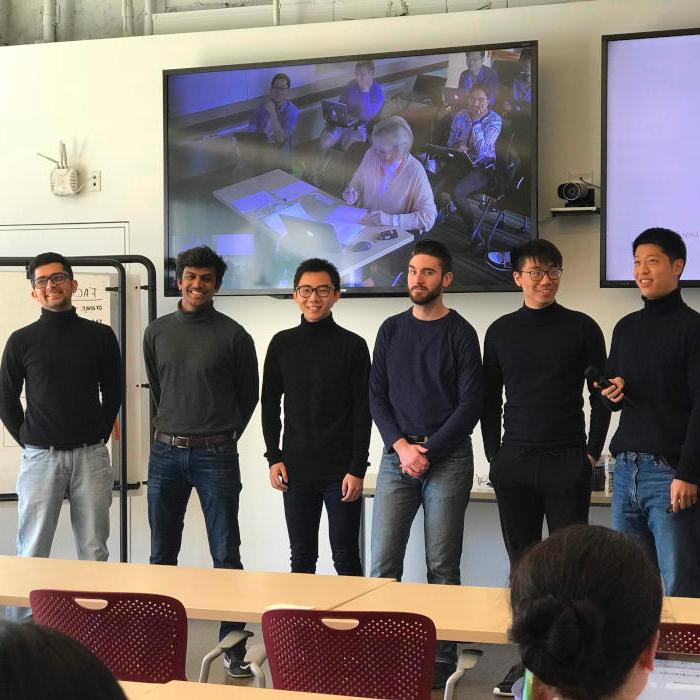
[322,100,359,128]
[279,214,342,256]
[639,651,700,698]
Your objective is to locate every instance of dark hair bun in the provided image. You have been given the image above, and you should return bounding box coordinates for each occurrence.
[512,595,606,688]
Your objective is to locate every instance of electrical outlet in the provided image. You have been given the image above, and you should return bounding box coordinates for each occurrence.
[87,170,101,192]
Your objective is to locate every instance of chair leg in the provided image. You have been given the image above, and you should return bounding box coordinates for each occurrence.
[198,630,253,683]
[443,648,483,700]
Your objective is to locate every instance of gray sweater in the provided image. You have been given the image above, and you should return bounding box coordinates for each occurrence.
[143,302,258,437]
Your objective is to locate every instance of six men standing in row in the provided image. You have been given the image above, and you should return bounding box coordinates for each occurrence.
[0,228,698,691]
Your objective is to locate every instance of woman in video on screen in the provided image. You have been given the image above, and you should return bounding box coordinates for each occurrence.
[509,524,662,700]
[342,115,437,233]
[0,620,126,699]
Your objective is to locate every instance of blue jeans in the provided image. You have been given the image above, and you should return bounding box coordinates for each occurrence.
[370,445,473,664]
[147,440,246,645]
[17,443,112,560]
[283,477,362,576]
[612,452,700,597]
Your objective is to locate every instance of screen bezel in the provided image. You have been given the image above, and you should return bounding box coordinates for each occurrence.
[163,39,538,297]
[601,27,700,288]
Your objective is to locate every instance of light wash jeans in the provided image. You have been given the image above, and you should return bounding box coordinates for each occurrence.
[612,451,700,598]
[370,444,473,664]
[16,443,112,560]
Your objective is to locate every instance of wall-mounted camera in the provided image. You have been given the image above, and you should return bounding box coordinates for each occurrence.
[551,180,599,216]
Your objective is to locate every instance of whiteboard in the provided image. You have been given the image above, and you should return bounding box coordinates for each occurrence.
[0,272,115,495]
[0,222,128,257]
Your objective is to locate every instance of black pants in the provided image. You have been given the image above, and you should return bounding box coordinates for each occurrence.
[282,477,363,576]
[489,445,592,566]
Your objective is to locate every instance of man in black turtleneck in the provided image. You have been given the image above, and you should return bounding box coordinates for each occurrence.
[261,258,370,577]
[602,227,700,598]
[143,245,258,677]
[482,239,610,697]
[0,252,121,562]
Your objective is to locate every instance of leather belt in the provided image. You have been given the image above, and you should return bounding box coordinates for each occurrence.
[406,434,429,445]
[154,431,237,449]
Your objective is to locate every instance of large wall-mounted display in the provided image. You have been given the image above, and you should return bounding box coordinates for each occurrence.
[164,41,537,296]
[602,28,700,286]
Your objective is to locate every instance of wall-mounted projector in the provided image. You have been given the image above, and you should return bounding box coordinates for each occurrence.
[551,180,599,216]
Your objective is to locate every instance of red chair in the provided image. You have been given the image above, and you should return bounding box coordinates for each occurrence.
[658,622,700,655]
[29,589,188,683]
[262,609,436,700]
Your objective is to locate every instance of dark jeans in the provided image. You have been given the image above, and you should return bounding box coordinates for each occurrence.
[489,445,592,566]
[147,440,246,648]
[283,477,362,576]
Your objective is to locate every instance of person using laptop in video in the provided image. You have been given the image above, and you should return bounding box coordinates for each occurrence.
[315,60,384,181]
[342,116,436,232]
[261,257,371,578]
[432,87,502,250]
[458,50,499,105]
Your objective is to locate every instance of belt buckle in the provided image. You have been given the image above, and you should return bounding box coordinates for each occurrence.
[172,435,190,449]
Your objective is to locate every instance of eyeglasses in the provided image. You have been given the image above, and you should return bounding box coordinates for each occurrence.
[517,269,563,281]
[295,284,334,298]
[33,272,71,288]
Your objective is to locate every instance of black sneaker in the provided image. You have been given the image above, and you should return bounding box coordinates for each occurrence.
[432,661,456,689]
[493,662,524,696]
[223,651,253,678]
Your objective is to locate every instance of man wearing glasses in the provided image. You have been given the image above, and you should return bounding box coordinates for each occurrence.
[261,258,371,577]
[0,252,121,562]
[481,239,610,697]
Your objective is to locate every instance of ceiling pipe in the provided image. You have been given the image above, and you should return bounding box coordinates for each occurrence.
[122,0,135,36]
[273,0,280,25]
[0,0,8,45]
[42,0,57,42]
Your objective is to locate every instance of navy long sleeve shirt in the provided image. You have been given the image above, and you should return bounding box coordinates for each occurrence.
[369,308,483,461]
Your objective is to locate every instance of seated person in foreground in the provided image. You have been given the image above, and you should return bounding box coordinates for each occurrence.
[316,60,385,177]
[458,50,499,105]
[435,86,502,244]
[0,620,126,699]
[342,115,437,232]
[509,524,662,700]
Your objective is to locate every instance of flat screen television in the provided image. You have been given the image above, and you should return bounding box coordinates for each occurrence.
[602,28,700,286]
[164,40,537,296]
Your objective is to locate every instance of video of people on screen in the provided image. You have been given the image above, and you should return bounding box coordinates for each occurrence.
[166,45,535,294]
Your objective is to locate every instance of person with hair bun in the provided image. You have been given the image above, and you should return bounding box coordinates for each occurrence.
[510,524,662,700]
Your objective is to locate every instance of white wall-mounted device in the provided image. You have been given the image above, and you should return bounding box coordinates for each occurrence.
[37,141,83,196]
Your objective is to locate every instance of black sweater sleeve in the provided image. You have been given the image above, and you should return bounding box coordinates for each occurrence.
[99,327,122,442]
[584,317,611,459]
[0,332,25,446]
[261,336,284,466]
[348,338,372,478]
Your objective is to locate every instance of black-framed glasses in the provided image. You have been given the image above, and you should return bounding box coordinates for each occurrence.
[295,284,334,298]
[33,272,71,289]
[517,269,563,281]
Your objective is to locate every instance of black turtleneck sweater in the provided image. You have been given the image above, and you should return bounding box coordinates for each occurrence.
[143,302,258,437]
[261,313,371,480]
[0,307,121,448]
[482,302,610,461]
[606,288,700,483]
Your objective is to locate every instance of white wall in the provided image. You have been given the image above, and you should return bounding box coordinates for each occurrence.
[0,0,698,584]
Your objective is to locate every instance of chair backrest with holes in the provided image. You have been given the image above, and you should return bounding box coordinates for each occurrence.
[262,609,436,700]
[29,589,188,683]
